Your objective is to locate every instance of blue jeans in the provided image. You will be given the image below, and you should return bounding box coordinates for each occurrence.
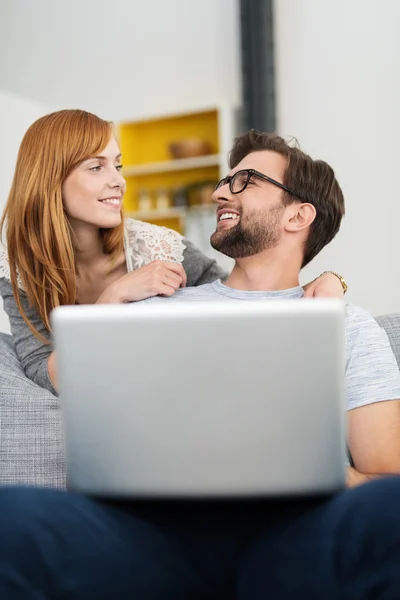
[1,479,400,599]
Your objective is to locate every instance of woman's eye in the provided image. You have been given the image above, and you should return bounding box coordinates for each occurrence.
[89,165,102,172]
[116,164,123,171]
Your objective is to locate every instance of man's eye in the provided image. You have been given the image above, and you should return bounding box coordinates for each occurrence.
[236,177,249,187]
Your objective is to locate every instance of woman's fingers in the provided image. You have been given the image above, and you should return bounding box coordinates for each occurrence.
[157,283,179,297]
[161,262,187,288]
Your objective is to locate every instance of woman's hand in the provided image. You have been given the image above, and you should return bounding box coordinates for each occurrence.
[303,272,345,298]
[97,261,187,304]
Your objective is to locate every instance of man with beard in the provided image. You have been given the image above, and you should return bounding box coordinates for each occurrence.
[1,131,400,599]
[144,129,400,483]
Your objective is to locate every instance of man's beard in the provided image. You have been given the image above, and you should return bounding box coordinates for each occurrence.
[210,206,284,259]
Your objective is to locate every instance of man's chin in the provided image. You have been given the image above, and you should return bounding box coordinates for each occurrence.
[210,231,244,259]
[210,230,228,253]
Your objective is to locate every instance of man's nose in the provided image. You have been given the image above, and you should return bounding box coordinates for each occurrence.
[211,184,231,204]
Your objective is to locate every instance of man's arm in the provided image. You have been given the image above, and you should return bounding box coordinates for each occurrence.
[346,305,400,477]
[348,399,400,475]
[346,466,381,487]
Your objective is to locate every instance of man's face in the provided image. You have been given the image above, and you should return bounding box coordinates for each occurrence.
[210,150,288,258]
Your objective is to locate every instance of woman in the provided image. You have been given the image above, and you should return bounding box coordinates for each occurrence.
[0,109,345,393]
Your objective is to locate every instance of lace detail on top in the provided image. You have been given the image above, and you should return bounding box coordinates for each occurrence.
[123,218,186,272]
[0,218,186,289]
[0,242,23,289]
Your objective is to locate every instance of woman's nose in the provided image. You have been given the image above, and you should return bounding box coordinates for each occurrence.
[109,170,126,190]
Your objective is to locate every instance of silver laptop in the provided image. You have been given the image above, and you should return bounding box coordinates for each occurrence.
[52,299,346,498]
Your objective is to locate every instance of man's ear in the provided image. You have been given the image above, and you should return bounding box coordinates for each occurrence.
[284,203,316,233]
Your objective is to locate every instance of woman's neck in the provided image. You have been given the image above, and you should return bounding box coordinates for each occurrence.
[70,220,127,304]
[69,219,106,270]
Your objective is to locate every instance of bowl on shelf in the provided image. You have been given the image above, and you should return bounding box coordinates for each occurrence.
[168,139,212,160]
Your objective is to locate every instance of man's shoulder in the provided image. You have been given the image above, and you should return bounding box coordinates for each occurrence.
[345,303,380,335]
[141,283,217,305]
[345,302,395,361]
[170,283,217,301]
[344,303,400,409]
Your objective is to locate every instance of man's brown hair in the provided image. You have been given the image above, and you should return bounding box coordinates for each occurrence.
[229,130,345,267]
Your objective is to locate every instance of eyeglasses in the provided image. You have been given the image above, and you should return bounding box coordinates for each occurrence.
[215,168,303,201]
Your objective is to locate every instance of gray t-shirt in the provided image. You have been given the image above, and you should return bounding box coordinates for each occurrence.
[142,279,400,411]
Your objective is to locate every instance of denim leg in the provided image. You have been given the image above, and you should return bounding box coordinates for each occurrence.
[0,488,243,600]
[237,478,400,599]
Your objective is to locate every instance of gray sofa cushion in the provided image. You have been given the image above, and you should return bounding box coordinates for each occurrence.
[0,332,65,488]
[376,313,400,369]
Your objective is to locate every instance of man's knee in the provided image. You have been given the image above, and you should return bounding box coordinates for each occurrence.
[337,476,400,518]
[329,477,400,563]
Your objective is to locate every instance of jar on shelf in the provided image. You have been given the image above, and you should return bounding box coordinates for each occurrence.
[173,186,188,208]
[198,182,216,205]
[155,188,170,211]
[137,189,152,212]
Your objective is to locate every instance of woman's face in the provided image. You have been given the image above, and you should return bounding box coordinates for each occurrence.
[62,136,126,229]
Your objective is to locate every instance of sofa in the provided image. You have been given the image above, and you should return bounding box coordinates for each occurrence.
[0,314,399,488]
[0,333,65,487]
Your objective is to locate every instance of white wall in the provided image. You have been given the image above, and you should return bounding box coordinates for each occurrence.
[0,0,241,331]
[0,0,241,121]
[274,0,400,316]
[0,91,56,332]
[2,0,398,317]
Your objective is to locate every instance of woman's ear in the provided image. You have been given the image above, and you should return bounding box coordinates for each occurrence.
[285,203,316,233]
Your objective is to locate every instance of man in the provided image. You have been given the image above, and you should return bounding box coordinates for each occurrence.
[144,130,400,483]
[1,131,400,599]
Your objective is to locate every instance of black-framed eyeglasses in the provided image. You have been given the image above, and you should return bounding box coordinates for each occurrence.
[215,168,303,201]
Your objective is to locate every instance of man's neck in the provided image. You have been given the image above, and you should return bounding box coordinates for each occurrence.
[224,250,301,292]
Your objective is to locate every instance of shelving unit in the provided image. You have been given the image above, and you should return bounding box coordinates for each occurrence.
[130,207,186,223]
[118,106,237,233]
[122,154,222,177]
[131,204,216,223]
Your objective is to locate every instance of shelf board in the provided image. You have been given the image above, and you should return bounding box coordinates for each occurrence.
[126,207,187,221]
[126,204,216,222]
[122,154,221,177]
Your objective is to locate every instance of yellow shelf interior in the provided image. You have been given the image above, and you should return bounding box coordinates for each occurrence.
[119,109,219,165]
[123,165,219,213]
[119,109,221,234]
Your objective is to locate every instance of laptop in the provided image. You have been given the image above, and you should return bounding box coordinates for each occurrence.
[52,299,346,498]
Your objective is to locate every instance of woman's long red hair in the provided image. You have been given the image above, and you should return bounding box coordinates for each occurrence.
[1,109,124,340]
